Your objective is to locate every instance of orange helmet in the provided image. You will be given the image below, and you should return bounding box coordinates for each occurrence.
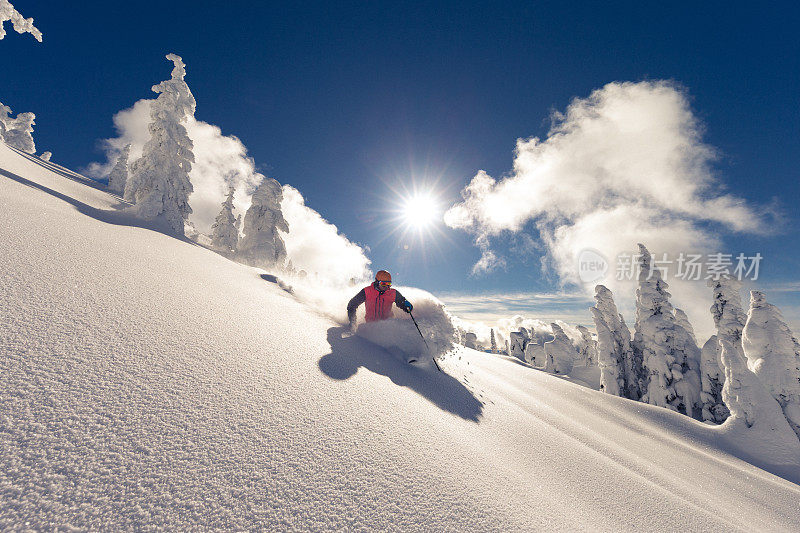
[375,270,392,283]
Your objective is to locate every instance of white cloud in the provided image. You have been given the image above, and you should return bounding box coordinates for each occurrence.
[439,291,595,347]
[445,81,774,340]
[472,237,506,275]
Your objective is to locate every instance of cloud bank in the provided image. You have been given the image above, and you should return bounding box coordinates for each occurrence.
[445,81,772,339]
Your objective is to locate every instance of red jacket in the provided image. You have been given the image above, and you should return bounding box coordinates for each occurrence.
[347,282,408,323]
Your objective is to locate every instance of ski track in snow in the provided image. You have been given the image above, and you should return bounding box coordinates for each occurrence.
[2,143,799,531]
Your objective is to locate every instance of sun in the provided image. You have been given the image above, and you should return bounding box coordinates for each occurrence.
[367,170,459,259]
[402,193,439,229]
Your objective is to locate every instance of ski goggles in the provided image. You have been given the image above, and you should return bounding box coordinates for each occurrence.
[376,280,392,286]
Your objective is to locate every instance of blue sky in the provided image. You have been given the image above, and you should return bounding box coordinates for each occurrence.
[3,1,798,333]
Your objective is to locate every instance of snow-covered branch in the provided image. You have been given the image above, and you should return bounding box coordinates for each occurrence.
[0,102,36,153]
[0,0,42,41]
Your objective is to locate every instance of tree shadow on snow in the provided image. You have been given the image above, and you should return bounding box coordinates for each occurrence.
[0,166,199,243]
[12,148,112,194]
[318,326,484,422]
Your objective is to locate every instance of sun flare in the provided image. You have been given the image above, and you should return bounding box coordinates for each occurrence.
[403,194,439,229]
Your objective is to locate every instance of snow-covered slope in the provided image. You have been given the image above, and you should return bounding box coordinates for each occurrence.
[2,143,799,530]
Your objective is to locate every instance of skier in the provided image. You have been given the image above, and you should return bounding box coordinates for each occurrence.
[347,270,413,331]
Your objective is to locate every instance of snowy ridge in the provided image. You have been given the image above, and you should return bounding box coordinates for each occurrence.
[2,143,799,530]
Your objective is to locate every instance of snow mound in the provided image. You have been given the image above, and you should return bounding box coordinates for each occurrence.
[3,143,800,531]
[719,338,800,467]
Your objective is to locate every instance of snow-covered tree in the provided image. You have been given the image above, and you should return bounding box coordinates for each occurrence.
[720,338,800,449]
[674,308,697,346]
[490,328,498,354]
[634,244,702,418]
[5,111,35,153]
[107,144,131,194]
[742,291,800,440]
[0,0,42,41]
[210,187,239,254]
[709,277,748,347]
[0,102,36,153]
[576,325,597,367]
[509,328,529,360]
[676,306,704,414]
[124,54,196,235]
[592,306,624,395]
[237,177,289,269]
[700,336,729,423]
[592,285,642,399]
[524,342,543,365]
[544,323,575,374]
[700,277,747,424]
[39,151,51,161]
[509,331,523,358]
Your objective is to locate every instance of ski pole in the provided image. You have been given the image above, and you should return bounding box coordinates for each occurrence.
[409,311,442,372]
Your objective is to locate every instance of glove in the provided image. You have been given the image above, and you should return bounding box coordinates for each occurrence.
[402,300,413,313]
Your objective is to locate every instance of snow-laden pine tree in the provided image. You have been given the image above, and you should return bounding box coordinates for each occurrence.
[509,328,529,360]
[107,144,131,194]
[577,325,597,367]
[701,277,747,423]
[742,291,800,440]
[524,342,542,365]
[39,151,51,161]
[124,54,196,235]
[720,338,800,449]
[674,305,704,411]
[544,323,575,374]
[0,0,42,41]
[592,306,624,395]
[210,187,239,254]
[709,277,748,347]
[509,331,524,359]
[634,244,702,418]
[700,336,729,423]
[591,285,642,399]
[490,328,498,354]
[674,308,697,346]
[0,102,36,153]
[237,177,289,269]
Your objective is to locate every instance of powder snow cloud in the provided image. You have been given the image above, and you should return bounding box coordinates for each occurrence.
[280,184,371,284]
[86,99,372,287]
[444,81,774,339]
[85,99,262,228]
